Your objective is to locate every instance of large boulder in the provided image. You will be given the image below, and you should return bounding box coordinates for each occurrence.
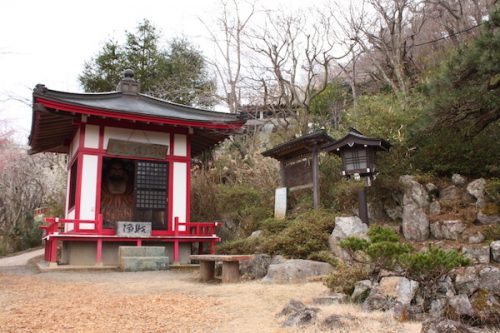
[363,276,419,311]
[440,185,461,201]
[430,220,466,240]
[281,308,319,327]
[478,265,500,293]
[378,276,419,306]
[436,275,456,298]
[262,259,334,283]
[467,232,485,244]
[240,254,272,280]
[491,240,500,263]
[454,266,479,296]
[277,300,319,328]
[451,174,466,187]
[400,175,429,241]
[461,245,490,264]
[466,178,486,208]
[421,318,475,333]
[351,280,373,303]
[476,211,500,225]
[429,298,448,318]
[277,299,305,317]
[447,294,474,317]
[328,216,368,260]
[363,289,394,312]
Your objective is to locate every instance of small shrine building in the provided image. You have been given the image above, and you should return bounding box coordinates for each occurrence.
[29,71,245,266]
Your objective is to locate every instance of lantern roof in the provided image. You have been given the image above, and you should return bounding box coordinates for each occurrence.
[261,130,336,161]
[323,128,391,155]
[28,72,246,156]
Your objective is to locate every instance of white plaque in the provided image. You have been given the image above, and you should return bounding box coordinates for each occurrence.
[274,187,287,220]
[116,221,152,237]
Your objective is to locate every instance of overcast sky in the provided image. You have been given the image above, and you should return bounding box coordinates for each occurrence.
[0,0,310,143]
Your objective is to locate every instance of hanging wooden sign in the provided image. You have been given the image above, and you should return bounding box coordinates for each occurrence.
[107,139,168,159]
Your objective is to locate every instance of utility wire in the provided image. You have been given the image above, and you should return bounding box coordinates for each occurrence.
[411,22,483,48]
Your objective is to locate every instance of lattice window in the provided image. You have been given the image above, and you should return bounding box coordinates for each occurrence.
[343,149,368,171]
[135,161,168,209]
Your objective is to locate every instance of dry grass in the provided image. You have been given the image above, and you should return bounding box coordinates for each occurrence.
[0,269,423,333]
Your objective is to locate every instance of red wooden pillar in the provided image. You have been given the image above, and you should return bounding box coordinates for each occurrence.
[136,239,142,247]
[96,239,103,266]
[209,240,216,254]
[96,214,103,233]
[49,238,58,265]
[173,217,180,264]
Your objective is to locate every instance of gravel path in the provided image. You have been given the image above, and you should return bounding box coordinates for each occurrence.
[0,248,44,267]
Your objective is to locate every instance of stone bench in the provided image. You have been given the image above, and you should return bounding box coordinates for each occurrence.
[119,246,169,272]
[189,254,254,283]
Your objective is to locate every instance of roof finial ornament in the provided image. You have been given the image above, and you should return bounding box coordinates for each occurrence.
[117,69,140,95]
[123,69,134,79]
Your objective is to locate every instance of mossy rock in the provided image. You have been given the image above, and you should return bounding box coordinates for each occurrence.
[481,203,500,216]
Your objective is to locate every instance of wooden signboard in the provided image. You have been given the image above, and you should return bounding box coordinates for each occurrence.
[107,139,168,159]
[284,159,312,188]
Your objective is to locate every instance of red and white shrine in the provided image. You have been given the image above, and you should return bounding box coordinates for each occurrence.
[29,71,245,266]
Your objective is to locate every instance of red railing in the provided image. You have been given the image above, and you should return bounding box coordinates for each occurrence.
[175,218,222,236]
[41,215,103,235]
[40,215,221,238]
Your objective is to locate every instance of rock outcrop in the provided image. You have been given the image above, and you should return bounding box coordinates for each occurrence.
[328,216,368,260]
[466,178,486,208]
[430,220,466,240]
[400,175,430,241]
[262,259,333,283]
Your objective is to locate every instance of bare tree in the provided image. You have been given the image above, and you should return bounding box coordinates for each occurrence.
[245,7,352,134]
[201,0,256,113]
[0,128,66,254]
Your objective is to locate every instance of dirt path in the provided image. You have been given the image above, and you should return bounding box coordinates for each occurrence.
[0,266,422,333]
[0,248,44,267]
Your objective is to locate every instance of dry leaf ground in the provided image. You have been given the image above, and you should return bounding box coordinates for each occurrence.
[0,265,422,333]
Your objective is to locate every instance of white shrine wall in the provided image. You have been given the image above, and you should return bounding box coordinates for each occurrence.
[64,124,190,230]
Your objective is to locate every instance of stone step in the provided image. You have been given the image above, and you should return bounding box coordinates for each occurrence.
[119,256,169,272]
[118,246,166,258]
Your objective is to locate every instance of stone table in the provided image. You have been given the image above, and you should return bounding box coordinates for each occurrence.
[189,254,254,283]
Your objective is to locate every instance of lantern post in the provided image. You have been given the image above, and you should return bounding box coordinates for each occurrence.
[323,128,391,225]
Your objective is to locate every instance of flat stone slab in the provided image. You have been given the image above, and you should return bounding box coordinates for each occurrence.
[36,262,118,272]
[119,246,166,257]
[190,255,254,262]
[120,256,169,272]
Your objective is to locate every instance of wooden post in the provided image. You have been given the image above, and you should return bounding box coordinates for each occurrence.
[358,187,369,225]
[312,145,320,210]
